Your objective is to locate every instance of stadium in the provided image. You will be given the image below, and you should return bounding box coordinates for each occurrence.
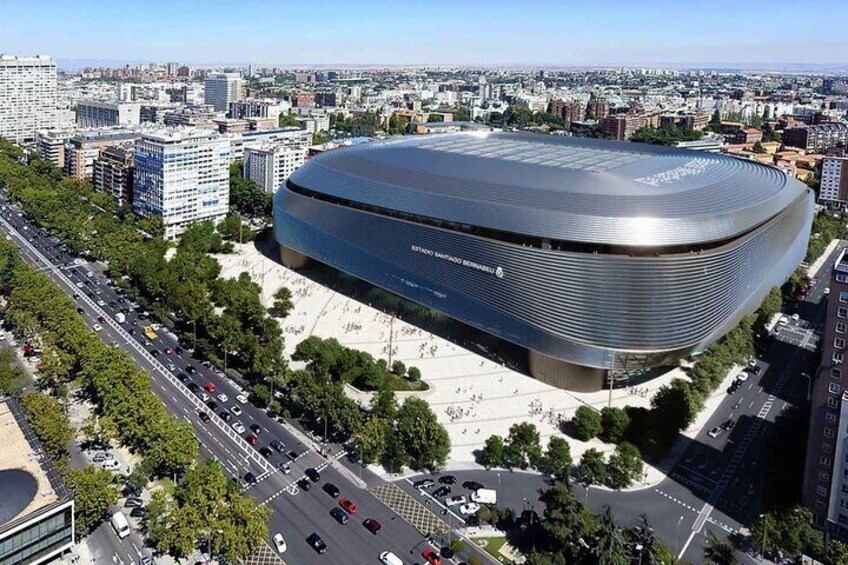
[273,132,814,391]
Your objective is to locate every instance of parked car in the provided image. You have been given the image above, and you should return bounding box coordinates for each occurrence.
[462,481,485,491]
[278,462,292,474]
[413,479,435,490]
[259,446,273,458]
[250,423,262,435]
[270,439,285,452]
[438,475,457,485]
[720,419,736,431]
[305,467,321,482]
[246,433,258,445]
[232,421,246,434]
[339,499,357,514]
[323,483,340,498]
[422,548,443,565]
[124,497,144,508]
[217,393,229,403]
[298,478,312,491]
[100,459,121,471]
[445,495,467,507]
[236,394,249,404]
[460,502,481,515]
[244,472,258,485]
[272,533,287,554]
[363,518,382,535]
[231,405,242,416]
[329,507,349,525]
[433,486,451,498]
[219,411,232,422]
[197,411,210,423]
[92,452,113,463]
[286,450,299,461]
[708,427,722,438]
[306,533,326,554]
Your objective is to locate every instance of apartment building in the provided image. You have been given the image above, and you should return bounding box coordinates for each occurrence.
[92,147,134,206]
[0,55,57,143]
[204,73,243,112]
[76,100,141,128]
[133,129,230,239]
[228,98,288,121]
[34,129,73,168]
[804,249,848,537]
[243,142,307,193]
[64,131,139,180]
[820,156,848,208]
[784,123,848,153]
[228,127,311,162]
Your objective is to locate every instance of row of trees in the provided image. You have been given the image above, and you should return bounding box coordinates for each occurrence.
[805,213,847,265]
[630,124,703,146]
[479,423,572,479]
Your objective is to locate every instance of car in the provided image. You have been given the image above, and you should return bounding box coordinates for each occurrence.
[203,382,216,393]
[236,394,249,404]
[198,392,210,402]
[76,307,84,314]
[270,439,285,452]
[298,478,312,491]
[97,300,106,307]
[747,364,762,375]
[305,467,321,482]
[164,347,173,355]
[438,475,457,485]
[250,423,262,435]
[792,313,800,322]
[100,460,121,471]
[445,495,467,506]
[205,400,218,411]
[259,446,273,458]
[186,365,197,374]
[219,411,232,422]
[187,382,200,392]
[459,502,481,515]
[92,324,102,332]
[422,548,442,565]
[167,364,177,372]
[462,480,485,491]
[198,411,210,423]
[138,555,152,565]
[286,450,299,461]
[217,393,229,403]
[329,507,349,525]
[363,518,382,535]
[708,426,722,438]
[108,301,117,308]
[720,419,736,431]
[272,533,287,554]
[736,371,749,383]
[778,316,789,326]
[130,507,146,519]
[278,461,292,474]
[413,479,436,490]
[306,533,327,554]
[124,497,144,508]
[149,349,160,357]
[92,452,114,462]
[433,486,451,498]
[231,405,242,416]
[232,421,245,433]
[339,498,357,514]
[322,483,340,497]
[244,472,257,485]
[727,381,741,394]
[246,433,259,445]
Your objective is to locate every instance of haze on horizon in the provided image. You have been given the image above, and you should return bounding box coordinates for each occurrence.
[3,0,848,68]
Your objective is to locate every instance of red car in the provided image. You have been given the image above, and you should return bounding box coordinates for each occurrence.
[363,518,381,535]
[164,347,174,355]
[198,411,210,423]
[246,433,258,445]
[203,382,216,393]
[339,498,357,514]
[422,549,442,565]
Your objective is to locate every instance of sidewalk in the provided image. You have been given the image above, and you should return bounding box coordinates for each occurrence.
[806,239,840,278]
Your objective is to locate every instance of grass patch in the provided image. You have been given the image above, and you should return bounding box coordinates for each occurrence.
[384,373,429,392]
[474,536,508,562]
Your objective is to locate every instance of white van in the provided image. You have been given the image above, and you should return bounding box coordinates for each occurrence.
[379,551,404,565]
[111,511,131,539]
[470,488,498,505]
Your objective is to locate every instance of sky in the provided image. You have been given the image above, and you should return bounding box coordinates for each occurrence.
[3,0,848,68]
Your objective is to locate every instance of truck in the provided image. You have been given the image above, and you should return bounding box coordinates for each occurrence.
[110,511,131,539]
[116,313,126,324]
[470,488,497,505]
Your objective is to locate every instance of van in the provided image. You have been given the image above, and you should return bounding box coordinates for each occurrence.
[470,488,498,505]
[111,511,131,539]
[379,551,404,565]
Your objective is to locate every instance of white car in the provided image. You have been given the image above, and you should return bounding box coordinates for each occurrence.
[167,364,177,372]
[75,281,84,288]
[93,324,103,332]
[736,372,749,383]
[236,394,249,404]
[445,495,466,507]
[198,392,209,402]
[778,316,789,326]
[100,459,121,471]
[232,421,245,434]
[273,533,287,554]
[459,502,480,515]
[231,405,242,416]
[707,427,722,439]
[97,300,106,307]
[792,313,800,322]
[217,393,229,403]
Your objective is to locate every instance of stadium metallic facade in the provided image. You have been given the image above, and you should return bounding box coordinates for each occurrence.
[273,133,814,391]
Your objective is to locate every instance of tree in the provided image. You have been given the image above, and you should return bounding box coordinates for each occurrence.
[370,390,398,421]
[752,141,766,153]
[572,405,602,441]
[755,286,782,330]
[593,507,629,565]
[544,436,572,480]
[279,113,299,128]
[271,287,294,318]
[391,397,450,471]
[218,215,245,242]
[538,481,596,559]
[20,393,73,471]
[407,366,421,382]
[704,531,737,565]
[579,448,607,485]
[81,414,118,449]
[391,360,406,376]
[357,415,389,464]
[65,466,120,536]
[505,422,542,469]
[606,442,644,489]
[480,434,505,469]
[599,407,630,444]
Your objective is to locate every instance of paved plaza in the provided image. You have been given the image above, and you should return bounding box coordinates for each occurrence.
[215,242,706,473]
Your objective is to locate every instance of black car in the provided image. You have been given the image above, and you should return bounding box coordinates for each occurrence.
[186,365,197,374]
[463,481,485,491]
[244,472,258,485]
[198,411,210,423]
[177,373,190,383]
[219,411,232,422]
[720,419,736,431]
[250,423,262,435]
[109,301,117,308]
[433,486,451,498]
[747,365,762,376]
[286,450,299,461]
[322,483,340,498]
[329,507,349,525]
[149,349,160,357]
[130,507,146,519]
[259,446,273,458]
[270,439,285,452]
[306,533,327,554]
[205,400,218,411]
[413,479,435,490]
[124,497,144,508]
[76,307,84,314]
[174,346,184,354]
[187,382,200,393]
[298,478,312,491]
[305,467,321,482]
[438,475,457,485]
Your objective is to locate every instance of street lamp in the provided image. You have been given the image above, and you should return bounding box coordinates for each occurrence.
[759,513,769,559]
[675,515,684,555]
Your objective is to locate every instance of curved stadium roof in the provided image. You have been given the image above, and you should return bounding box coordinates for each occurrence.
[289,132,808,247]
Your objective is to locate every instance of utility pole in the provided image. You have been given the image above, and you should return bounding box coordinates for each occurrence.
[387,313,395,366]
[608,351,616,408]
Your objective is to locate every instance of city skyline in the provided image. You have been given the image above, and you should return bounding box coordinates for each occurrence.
[4,0,848,68]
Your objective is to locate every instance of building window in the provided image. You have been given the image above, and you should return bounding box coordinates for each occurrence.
[834,368,842,379]
[829,397,840,408]
[824,443,834,453]
[836,352,844,364]
[819,485,830,496]
[839,307,848,318]
[839,322,847,334]
[822,456,833,466]
[830,382,842,395]
[822,470,832,481]
[826,428,836,438]
[838,274,848,284]
[816,501,827,511]
[827,412,838,422]
[841,291,848,303]
[837,338,846,350]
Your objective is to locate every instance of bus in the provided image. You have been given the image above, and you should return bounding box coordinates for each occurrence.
[143,326,157,340]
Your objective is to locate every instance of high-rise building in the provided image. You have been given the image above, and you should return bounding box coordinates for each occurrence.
[35,129,73,168]
[0,55,57,143]
[133,129,230,239]
[820,155,848,208]
[76,100,141,128]
[227,127,311,162]
[204,73,243,112]
[64,131,139,180]
[243,142,307,193]
[228,99,288,121]
[93,146,134,206]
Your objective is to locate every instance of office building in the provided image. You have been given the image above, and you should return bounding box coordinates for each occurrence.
[204,73,243,112]
[784,123,848,153]
[133,129,230,239]
[820,155,848,207]
[0,55,57,143]
[76,101,141,128]
[0,397,74,565]
[244,142,307,193]
[274,133,813,391]
[93,147,134,206]
[804,249,848,536]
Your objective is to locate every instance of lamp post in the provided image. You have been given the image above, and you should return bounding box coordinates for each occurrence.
[675,515,684,555]
[759,513,769,559]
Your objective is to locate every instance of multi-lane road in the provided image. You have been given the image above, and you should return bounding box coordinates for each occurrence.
[0,194,437,565]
